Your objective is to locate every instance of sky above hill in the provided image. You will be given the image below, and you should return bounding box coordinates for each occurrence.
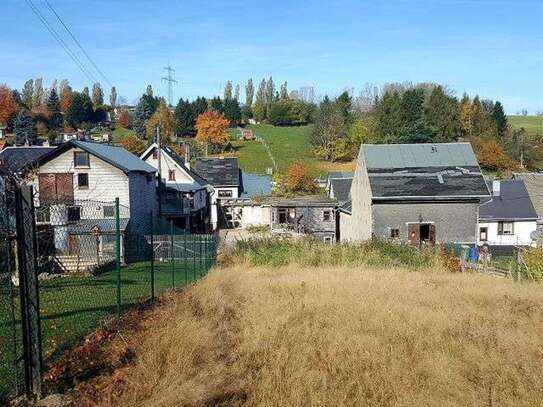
[2,0,542,113]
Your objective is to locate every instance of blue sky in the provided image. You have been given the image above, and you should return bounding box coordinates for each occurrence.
[2,0,542,113]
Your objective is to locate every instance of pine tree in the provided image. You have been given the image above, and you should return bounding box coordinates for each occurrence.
[109,86,117,108]
[146,85,153,97]
[493,101,508,138]
[65,92,93,128]
[374,91,402,142]
[245,78,254,106]
[398,88,432,143]
[82,86,90,97]
[92,83,104,107]
[425,86,459,142]
[210,97,223,113]
[47,88,63,130]
[22,79,34,108]
[174,98,195,136]
[336,91,353,125]
[191,97,208,118]
[33,78,45,108]
[14,109,37,145]
[133,91,159,138]
[224,81,233,100]
[223,98,241,125]
[234,84,240,102]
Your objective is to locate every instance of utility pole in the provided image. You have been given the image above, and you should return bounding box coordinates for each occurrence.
[162,65,178,107]
[157,125,162,217]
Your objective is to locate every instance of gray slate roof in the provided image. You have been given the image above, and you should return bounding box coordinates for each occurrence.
[72,141,156,174]
[0,147,55,173]
[479,180,538,221]
[361,143,489,199]
[330,178,352,204]
[513,173,543,218]
[194,157,240,187]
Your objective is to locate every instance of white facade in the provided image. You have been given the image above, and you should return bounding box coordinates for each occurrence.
[212,186,239,229]
[478,220,537,246]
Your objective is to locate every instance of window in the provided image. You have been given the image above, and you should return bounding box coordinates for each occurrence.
[323,236,333,244]
[77,173,89,189]
[390,228,400,239]
[103,205,115,218]
[152,149,158,159]
[67,206,81,222]
[498,222,514,235]
[36,207,51,223]
[323,210,333,222]
[479,227,488,241]
[74,151,90,167]
[218,190,233,198]
[168,170,176,181]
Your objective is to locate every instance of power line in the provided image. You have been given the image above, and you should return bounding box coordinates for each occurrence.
[43,0,113,88]
[162,65,178,107]
[24,0,98,84]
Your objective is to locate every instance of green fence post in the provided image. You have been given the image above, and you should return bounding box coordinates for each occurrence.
[192,234,196,281]
[150,211,155,301]
[115,197,121,318]
[170,220,175,289]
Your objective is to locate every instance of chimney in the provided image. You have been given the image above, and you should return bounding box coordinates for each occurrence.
[492,180,501,196]
[184,143,190,169]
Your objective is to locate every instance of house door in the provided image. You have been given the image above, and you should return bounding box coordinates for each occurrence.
[408,223,420,245]
[408,223,436,246]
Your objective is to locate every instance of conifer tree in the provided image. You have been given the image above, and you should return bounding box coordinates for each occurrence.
[14,109,37,145]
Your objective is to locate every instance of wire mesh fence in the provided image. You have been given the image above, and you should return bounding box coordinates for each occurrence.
[0,185,218,402]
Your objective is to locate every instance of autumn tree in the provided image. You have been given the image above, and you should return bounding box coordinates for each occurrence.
[119,133,147,155]
[59,85,73,113]
[285,161,317,194]
[195,110,230,155]
[146,102,175,141]
[118,110,131,128]
[474,138,518,171]
[0,85,19,128]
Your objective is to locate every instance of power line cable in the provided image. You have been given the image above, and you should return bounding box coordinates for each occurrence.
[25,0,98,84]
[43,0,113,88]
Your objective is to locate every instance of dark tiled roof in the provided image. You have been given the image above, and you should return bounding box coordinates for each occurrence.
[194,157,240,187]
[368,166,489,199]
[513,173,543,217]
[0,147,55,173]
[479,180,538,221]
[330,178,352,204]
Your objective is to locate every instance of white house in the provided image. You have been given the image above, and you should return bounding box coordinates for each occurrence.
[194,157,241,230]
[140,143,210,233]
[19,140,157,271]
[478,180,538,247]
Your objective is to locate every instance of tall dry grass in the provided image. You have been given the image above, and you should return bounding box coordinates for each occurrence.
[85,264,543,407]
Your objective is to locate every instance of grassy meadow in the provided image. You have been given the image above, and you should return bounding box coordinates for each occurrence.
[508,115,543,136]
[64,241,543,407]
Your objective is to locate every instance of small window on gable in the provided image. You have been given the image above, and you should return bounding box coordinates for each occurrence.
[390,228,400,239]
[323,210,333,222]
[77,173,89,189]
[74,151,90,167]
[152,149,158,159]
[218,190,233,198]
[168,170,176,181]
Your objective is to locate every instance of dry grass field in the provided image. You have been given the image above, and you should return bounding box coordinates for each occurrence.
[73,262,543,407]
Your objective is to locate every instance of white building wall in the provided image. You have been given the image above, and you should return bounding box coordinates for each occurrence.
[478,220,536,246]
[144,150,193,185]
[340,147,372,241]
[211,186,239,230]
[241,205,270,227]
[29,147,131,212]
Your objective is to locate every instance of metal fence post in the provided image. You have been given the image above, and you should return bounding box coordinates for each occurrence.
[150,211,155,301]
[184,231,188,284]
[115,197,121,318]
[170,220,174,288]
[14,185,42,399]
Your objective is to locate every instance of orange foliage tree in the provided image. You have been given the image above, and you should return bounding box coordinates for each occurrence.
[285,161,318,193]
[195,111,230,154]
[474,139,518,171]
[119,133,147,155]
[146,102,175,141]
[0,85,19,127]
[59,87,73,113]
[118,110,130,128]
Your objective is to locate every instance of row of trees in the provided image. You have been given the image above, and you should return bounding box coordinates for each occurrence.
[310,83,533,171]
[0,78,118,145]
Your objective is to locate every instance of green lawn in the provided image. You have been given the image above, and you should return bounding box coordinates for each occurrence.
[508,115,543,136]
[0,258,211,399]
[110,127,137,142]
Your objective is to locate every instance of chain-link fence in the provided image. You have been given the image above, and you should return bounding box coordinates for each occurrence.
[0,185,218,401]
[0,179,24,403]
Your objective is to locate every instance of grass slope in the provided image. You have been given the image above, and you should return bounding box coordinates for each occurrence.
[508,115,543,136]
[69,252,543,406]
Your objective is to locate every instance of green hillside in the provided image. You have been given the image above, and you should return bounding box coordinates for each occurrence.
[508,115,543,136]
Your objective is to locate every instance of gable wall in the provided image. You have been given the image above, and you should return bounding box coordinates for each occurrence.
[144,149,193,184]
